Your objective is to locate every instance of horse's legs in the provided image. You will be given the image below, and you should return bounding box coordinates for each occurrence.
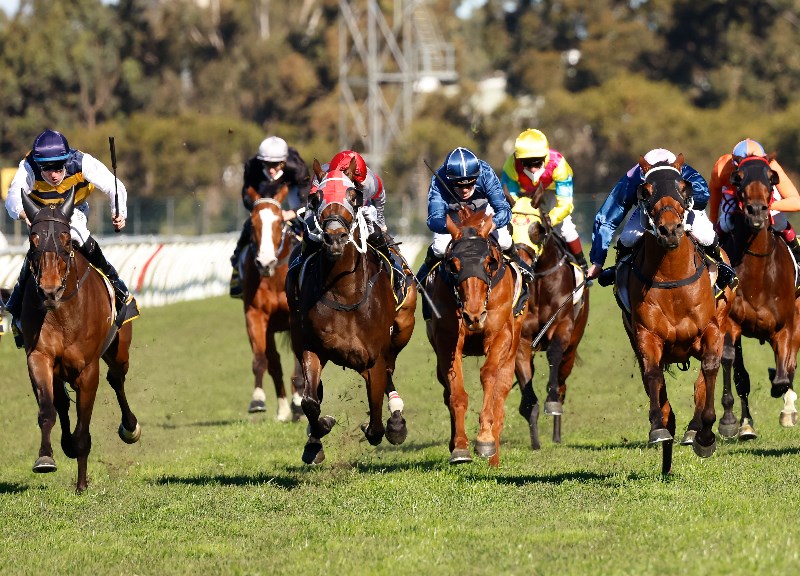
[300,351,332,465]
[514,336,540,450]
[553,345,579,444]
[769,326,794,398]
[636,331,671,443]
[290,357,304,421]
[54,378,77,459]
[718,330,739,438]
[437,339,470,463]
[28,353,58,473]
[658,377,676,476]
[692,326,721,458]
[487,346,518,467]
[544,338,564,416]
[103,326,140,444]
[733,337,758,440]
[265,328,290,421]
[360,358,388,446]
[72,361,100,493]
[245,308,269,413]
[384,370,407,445]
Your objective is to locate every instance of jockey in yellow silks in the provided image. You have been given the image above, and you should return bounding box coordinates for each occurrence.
[501,129,589,277]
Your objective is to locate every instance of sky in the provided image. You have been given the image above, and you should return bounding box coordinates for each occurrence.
[0,0,18,15]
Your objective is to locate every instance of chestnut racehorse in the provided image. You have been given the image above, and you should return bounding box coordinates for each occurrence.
[425,206,523,466]
[718,154,800,439]
[19,189,140,493]
[622,155,726,475]
[286,164,417,465]
[512,199,589,449]
[239,180,304,420]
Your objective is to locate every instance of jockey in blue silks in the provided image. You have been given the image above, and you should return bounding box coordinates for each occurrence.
[586,148,737,295]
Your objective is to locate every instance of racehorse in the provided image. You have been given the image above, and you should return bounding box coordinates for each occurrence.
[718,154,800,439]
[621,154,724,475]
[286,161,417,465]
[511,197,589,449]
[425,205,523,466]
[19,189,140,493]
[239,180,304,421]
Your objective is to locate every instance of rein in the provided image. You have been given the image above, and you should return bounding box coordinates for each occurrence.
[29,217,75,300]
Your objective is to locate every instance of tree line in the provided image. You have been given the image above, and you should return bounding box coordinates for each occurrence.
[1,0,798,234]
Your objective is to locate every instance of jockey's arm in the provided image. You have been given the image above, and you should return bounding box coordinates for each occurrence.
[5,159,34,225]
[82,152,128,223]
[588,173,636,267]
[770,160,800,213]
[426,176,449,234]
[548,175,575,226]
[481,162,511,229]
[681,164,709,210]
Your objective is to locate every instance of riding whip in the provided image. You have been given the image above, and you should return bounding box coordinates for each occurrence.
[531,279,587,349]
[423,158,468,209]
[109,136,120,233]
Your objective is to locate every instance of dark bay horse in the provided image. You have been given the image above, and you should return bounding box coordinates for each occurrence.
[19,190,140,493]
[622,155,725,475]
[286,164,417,465]
[511,197,589,449]
[425,206,523,466]
[239,181,303,420]
[718,154,799,439]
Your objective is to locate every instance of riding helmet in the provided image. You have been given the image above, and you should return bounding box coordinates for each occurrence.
[444,147,480,185]
[732,139,766,159]
[257,136,289,162]
[330,150,367,184]
[514,129,549,159]
[32,129,70,164]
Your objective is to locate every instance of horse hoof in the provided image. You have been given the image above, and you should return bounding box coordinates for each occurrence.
[648,428,673,445]
[291,401,305,422]
[718,421,739,439]
[33,456,57,473]
[449,448,472,464]
[302,441,325,465]
[474,440,497,458]
[544,401,563,416]
[692,438,717,458]
[360,422,384,446]
[779,411,798,428]
[118,422,141,444]
[385,411,408,445]
[771,383,790,399]
[679,429,696,445]
[248,399,267,413]
[738,420,758,441]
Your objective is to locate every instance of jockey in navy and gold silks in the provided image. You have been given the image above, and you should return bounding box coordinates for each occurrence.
[4,129,138,346]
[500,129,590,277]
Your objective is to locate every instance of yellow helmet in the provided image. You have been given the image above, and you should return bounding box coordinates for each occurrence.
[514,129,549,159]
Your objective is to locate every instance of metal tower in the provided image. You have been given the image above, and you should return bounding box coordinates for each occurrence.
[338,0,456,173]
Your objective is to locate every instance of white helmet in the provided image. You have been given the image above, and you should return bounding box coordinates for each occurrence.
[643,148,676,165]
[257,136,288,162]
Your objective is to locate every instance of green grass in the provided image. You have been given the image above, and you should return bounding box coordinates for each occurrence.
[1,287,799,575]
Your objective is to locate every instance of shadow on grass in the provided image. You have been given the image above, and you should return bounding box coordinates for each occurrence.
[727,445,800,458]
[154,472,300,489]
[154,419,245,429]
[0,482,28,494]
[567,440,650,451]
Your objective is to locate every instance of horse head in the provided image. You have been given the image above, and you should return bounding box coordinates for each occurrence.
[444,206,503,332]
[637,153,691,250]
[24,187,75,309]
[313,162,363,260]
[246,181,287,277]
[510,194,547,265]
[730,154,779,231]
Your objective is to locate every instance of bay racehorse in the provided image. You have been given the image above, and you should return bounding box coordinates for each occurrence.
[425,205,523,466]
[286,162,417,465]
[718,154,800,439]
[239,180,304,421]
[19,189,140,493]
[511,196,589,449]
[620,154,728,475]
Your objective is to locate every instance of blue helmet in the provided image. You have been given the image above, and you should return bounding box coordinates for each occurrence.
[444,147,480,185]
[32,129,70,164]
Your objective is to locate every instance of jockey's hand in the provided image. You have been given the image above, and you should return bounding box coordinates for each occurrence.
[19,211,30,227]
[112,214,126,231]
[587,263,602,279]
[282,209,296,221]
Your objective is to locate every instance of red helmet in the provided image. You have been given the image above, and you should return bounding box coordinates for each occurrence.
[329,150,367,184]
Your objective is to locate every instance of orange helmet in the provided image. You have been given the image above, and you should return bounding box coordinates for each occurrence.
[329,150,367,184]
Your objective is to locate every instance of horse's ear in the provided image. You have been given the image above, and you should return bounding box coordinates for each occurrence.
[312,158,325,181]
[767,150,778,163]
[531,183,546,209]
[445,213,461,239]
[673,153,685,171]
[477,212,494,238]
[245,185,260,205]
[344,158,357,182]
[637,182,651,203]
[638,155,651,174]
[345,186,362,208]
[21,188,40,222]
[769,168,780,187]
[60,186,75,219]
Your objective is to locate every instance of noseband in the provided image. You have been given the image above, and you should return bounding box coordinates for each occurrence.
[640,165,692,235]
[28,211,75,298]
[443,232,504,310]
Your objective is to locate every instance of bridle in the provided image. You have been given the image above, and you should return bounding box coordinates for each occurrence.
[442,231,504,311]
[28,208,87,303]
[639,165,693,237]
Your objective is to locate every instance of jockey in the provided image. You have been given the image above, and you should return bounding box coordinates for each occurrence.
[298,150,395,263]
[229,135,311,297]
[416,146,534,284]
[708,138,800,263]
[586,148,738,296]
[4,129,139,345]
[501,129,590,278]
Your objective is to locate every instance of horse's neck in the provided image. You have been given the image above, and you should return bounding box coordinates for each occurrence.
[323,244,368,291]
[535,236,564,269]
[640,234,696,278]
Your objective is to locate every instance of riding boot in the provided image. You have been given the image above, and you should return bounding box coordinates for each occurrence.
[703,240,739,296]
[229,220,250,299]
[80,236,139,324]
[415,245,441,285]
[597,242,633,287]
[786,237,800,264]
[572,250,592,286]
[503,245,535,282]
